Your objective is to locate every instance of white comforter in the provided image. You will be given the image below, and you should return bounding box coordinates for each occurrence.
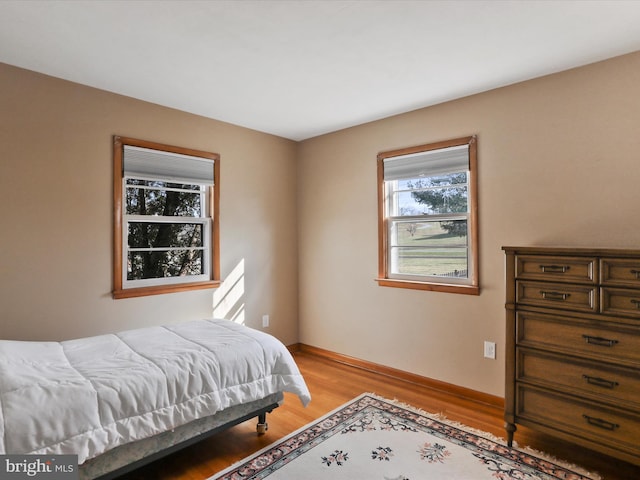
[0,319,311,464]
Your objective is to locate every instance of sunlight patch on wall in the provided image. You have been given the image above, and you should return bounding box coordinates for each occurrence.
[212,258,245,324]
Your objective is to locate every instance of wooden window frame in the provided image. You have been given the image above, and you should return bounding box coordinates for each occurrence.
[112,136,221,299]
[376,135,479,295]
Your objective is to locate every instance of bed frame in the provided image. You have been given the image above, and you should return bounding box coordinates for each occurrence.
[80,393,283,480]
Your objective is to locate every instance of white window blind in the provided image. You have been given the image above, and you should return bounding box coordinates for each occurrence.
[383,144,469,181]
[124,145,215,185]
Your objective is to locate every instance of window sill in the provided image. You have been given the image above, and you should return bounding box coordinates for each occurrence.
[113,280,221,299]
[375,278,479,295]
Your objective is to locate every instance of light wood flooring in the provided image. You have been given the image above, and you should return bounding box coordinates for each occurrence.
[120,351,640,480]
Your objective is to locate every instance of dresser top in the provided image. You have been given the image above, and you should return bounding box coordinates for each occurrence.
[502,246,640,257]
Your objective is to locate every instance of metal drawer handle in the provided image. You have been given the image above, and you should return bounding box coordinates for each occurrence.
[582,375,619,389]
[540,290,570,301]
[582,414,619,431]
[631,269,640,279]
[582,334,619,347]
[540,265,570,273]
[631,299,640,309]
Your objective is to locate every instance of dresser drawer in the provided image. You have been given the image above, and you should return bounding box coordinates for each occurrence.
[516,281,597,313]
[517,311,640,364]
[517,386,640,455]
[516,255,596,284]
[601,258,640,288]
[517,348,640,410]
[602,287,640,319]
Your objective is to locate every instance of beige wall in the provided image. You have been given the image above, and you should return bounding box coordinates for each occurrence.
[0,63,300,344]
[297,52,640,397]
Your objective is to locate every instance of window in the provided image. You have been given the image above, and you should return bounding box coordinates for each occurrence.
[377,136,478,295]
[113,136,220,299]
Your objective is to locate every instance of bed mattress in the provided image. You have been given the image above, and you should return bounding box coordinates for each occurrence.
[0,319,310,463]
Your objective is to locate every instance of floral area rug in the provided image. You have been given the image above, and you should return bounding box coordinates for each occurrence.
[210,393,600,480]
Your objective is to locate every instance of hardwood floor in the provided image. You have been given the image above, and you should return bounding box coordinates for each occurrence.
[120,351,639,480]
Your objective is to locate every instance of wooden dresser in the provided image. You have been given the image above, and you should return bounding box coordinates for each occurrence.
[503,246,640,465]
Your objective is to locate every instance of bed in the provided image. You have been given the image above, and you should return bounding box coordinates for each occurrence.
[0,318,311,479]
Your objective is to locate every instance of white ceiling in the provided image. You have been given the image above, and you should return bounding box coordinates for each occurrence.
[1,0,640,141]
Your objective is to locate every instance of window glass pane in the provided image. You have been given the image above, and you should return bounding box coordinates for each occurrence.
[389,219,468,278]
[128,223,203,249]
[128,249,204,280]
[125,179,202,216]
[126,179,201,190]
[391,219,467,246]
[393,172,468,216]
[399,172,467,188]
[391,247,468,278]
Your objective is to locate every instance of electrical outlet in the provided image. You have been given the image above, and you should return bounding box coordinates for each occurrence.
[484,341,496,359]
[262,315,270,328]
